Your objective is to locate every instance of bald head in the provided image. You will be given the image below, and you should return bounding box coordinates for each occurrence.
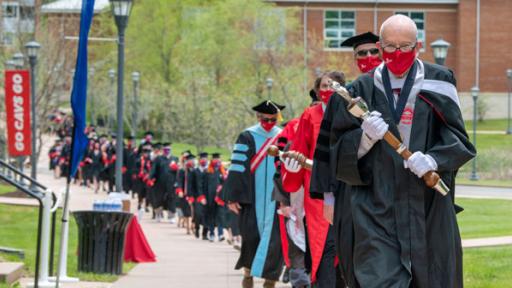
[379,14,418,44]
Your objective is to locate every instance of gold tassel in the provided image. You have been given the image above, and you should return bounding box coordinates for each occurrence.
[277,110,283,122]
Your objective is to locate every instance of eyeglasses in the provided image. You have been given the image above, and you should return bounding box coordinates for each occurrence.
[261,117,277,123]
[355,48,380,57]
[381,43,417,53]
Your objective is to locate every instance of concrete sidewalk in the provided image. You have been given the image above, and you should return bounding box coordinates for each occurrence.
[462,236,512,248]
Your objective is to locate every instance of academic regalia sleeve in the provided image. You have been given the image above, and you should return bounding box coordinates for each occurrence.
[419,71,476,172]
[310,95,339,195]
[224,131,255,204]
[334,81,374,186]
[175,169,185,194]
[282,110,311,193]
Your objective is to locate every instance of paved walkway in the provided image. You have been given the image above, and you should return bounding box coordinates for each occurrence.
[456,185,512,200]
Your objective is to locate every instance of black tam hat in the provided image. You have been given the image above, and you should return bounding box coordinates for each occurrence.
[199,152,209,158]
[212,153,221,159]
[340,31,379,49]
[252,100,286,115]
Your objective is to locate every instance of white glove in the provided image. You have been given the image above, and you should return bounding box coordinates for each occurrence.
[283,157,301,173]
[361,111,388,140]
[406,152,438,178]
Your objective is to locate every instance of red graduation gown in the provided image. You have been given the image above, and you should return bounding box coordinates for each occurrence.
[282,103,331,283]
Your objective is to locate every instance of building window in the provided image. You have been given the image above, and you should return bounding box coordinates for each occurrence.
[395,11,425,45]
[3,3,18,18]
[324,10,355,49]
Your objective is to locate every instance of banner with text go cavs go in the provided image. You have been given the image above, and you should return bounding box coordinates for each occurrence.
[5,70,31,157]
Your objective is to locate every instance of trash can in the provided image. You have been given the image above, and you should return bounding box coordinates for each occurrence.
[73,211,133,275]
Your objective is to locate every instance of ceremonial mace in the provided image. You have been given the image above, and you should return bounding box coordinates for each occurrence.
[267,146,313,171]
[328,80,449,196]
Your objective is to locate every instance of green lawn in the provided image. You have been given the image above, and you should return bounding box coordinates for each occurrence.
[457,132,512,182]
[0,183,15,196]
[0,204,136,285]
[464,246,512,288]
[465,118,510,131]
[170,143,231,161]
[456,198,512,239]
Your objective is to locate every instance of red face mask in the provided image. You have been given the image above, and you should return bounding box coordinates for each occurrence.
[199,159,208,166]
[260,120,276,132]
[382,50,416,76]
[211,159,221,168]
[186,160,195,168]
[318,89,334,104]
[356,56,383,73]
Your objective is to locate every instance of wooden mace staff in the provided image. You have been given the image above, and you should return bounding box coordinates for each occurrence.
[267,146,313,171]
[328,80,449,196]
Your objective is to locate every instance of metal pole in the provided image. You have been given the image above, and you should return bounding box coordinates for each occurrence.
[115,27,126,192]
[470,87,479,181]
[108,70,116,131]
[507,70,512,134]
[131,77,138,138]
[30,56,38,185]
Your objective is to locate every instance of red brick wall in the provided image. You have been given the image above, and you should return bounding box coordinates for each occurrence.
[275,1,512,93]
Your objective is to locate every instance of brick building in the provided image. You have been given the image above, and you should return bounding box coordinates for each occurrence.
[271,0,512,97]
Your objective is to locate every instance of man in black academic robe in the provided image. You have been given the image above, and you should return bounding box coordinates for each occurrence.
[194,152,210,240]
[224,100,285,288]
[149,143,171,222]
[176,153,197,235]
[311,31,382,287]
[313,15,476,288]
[204,153,226,242]
[163,143,179,221]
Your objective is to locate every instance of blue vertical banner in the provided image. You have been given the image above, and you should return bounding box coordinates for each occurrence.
[69,0,96,180]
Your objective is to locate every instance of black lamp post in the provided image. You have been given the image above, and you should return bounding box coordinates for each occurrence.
[12,52,24,69]
[266,78,273,100]
[469,86,479,181]
[89,67,95,126]
[506,69,512,135]
[110,0,134,193]
[25,41,41,185]
[131,71,140,138]
[430,38,451,66]
[108,69,116,131]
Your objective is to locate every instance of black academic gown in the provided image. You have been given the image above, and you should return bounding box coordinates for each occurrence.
[224,124,284,281]
[149,155,171,209]
[194,167,208,227]
[176,168,195,217]
[324,61,476,288]
[205,167,225,231]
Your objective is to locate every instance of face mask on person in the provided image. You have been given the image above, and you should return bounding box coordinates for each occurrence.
[356,56,383,73]
[260,117,277,132]
[199,159,208,167]
[163,148,171,157]
[318,89,334,104]
[186,160,195,168]
[382,49,416,76]
[211,159,221,168]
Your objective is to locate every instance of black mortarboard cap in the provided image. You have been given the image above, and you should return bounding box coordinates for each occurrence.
[162,142,171,147]
[144,131,154,136]
[252,100,286,115]
[186,153,196,160]
[153,143,162,149]
[212,153,221,159]
[182,150,192,156]
[199,152,209,158]
[126,135,135,140]
[340,32,379,48]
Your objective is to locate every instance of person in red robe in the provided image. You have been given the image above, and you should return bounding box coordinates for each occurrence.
[281,71,345,287]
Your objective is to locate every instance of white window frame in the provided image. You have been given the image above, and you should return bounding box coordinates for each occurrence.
[323,10,356,51]
[394,11,426,52]
[2,2,19,19]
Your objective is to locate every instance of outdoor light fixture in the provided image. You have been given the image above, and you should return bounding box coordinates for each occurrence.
[25,41,41,183]
[109,0,134,192]
[430,38,451,66]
